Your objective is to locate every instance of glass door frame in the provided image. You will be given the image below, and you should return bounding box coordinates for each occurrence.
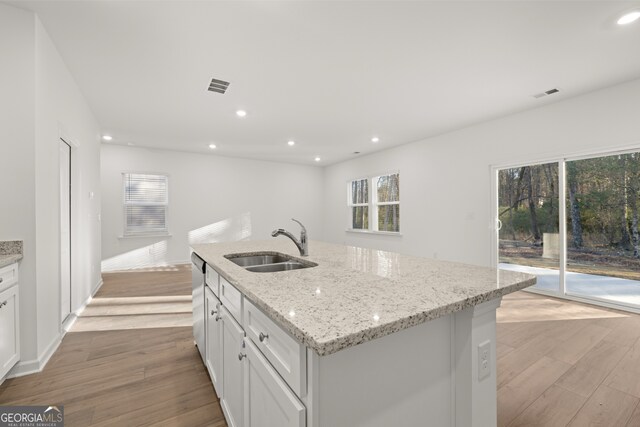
[491,147,640,314]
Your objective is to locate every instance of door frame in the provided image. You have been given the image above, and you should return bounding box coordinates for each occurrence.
[490,143,640,314]
[59,138,72,325]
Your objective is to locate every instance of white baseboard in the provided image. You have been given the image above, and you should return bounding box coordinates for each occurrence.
[8,334,61,379]
[91,278,104,297]
[7,278,104,379]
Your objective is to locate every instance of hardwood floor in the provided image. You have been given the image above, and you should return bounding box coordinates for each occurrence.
[2,265,640,426]
[0,265,225,426]
[498,291,640,426]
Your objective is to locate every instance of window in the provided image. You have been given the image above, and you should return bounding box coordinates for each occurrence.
[123,173,169,235]
[349,178,369,230]
[348,172,400,233]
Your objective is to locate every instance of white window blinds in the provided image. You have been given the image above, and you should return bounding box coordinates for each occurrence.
[123,173,169,235]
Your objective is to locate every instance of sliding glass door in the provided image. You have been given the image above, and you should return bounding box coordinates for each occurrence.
[496,152,640,311]
[565,153,640,309]
[498,163,560,293]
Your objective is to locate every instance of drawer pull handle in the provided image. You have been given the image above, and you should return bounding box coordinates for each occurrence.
[259,332,269,342]
[0,301,6,308]
[211,309,218,316]
[238,353,246,361]
[215,314,221,322]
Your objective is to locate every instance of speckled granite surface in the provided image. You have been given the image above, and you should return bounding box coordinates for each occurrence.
[0,240,23,268]
[192,240,536,356]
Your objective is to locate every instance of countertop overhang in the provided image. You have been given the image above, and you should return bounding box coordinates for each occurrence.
[192,240,536,356]
[0,254,22,269]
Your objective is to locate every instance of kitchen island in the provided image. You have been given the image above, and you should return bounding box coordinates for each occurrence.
[192,240,535,427]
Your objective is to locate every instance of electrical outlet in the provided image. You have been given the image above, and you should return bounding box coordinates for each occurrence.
[478,340,491,381]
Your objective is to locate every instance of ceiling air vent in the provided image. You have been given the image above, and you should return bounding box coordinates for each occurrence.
[208,78,230,94]
[533,88,560,99]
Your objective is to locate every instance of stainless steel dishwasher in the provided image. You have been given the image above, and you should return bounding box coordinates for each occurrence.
[191,252,206,362]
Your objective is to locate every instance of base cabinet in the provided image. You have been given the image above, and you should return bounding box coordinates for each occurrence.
[221,306,245,427]
[244,340,305,427]
[205,287,222,397]
[0,284,19,380]
[195,255,504,427]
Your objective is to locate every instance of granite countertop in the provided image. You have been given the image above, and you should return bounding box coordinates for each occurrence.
[0,240,23,269]
[0,254,23,269]
[192,240,536,356]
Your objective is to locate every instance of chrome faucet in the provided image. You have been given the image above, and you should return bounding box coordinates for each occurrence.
[271,218,308,256]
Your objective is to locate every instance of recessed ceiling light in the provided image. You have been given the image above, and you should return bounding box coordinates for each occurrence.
[287,140,295,146]
[102,135,113,141]
[208,143,217,149]
[618,11,640,25]
[127,142,134,146]
[371,136,380,143]
[314,156,321,162]
[236,110,247,117]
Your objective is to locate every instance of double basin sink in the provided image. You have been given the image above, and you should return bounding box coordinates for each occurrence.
[225,252,317,273]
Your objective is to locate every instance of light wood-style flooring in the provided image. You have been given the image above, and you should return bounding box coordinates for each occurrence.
[0,265,225,426]
[2,265,640,426]
[498,291,640,426]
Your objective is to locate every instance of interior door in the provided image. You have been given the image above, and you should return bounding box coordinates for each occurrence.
[59,140,71,322]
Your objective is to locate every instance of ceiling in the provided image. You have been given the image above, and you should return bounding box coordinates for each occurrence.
[13,1,640,165]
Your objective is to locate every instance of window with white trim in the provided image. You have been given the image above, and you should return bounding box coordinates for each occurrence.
[123,173,169,235]
[348,172,400,232]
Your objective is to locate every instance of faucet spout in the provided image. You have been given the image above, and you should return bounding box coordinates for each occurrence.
[271,228,285,237]
[271,219,308,256]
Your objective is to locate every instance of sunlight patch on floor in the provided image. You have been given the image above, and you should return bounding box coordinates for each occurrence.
[101,241,169,272]
[497,296,629,323]
[72,295,193,332]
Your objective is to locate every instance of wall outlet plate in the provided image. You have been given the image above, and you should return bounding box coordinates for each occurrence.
[478,340,491,381]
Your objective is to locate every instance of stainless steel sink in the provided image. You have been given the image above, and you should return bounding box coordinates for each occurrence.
[225,252,317,273]
[246,262,309,273]
[226,253,292,267]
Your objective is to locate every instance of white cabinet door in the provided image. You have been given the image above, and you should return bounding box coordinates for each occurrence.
[205,287,222,397]
[244,340,306,427]
[221,306,244,427]
[0,285,19,379]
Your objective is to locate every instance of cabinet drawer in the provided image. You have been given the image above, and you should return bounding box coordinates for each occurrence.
[206,264,219,297]
[0,263,18,293]
[244,298,306,397]
[220,276,243,324]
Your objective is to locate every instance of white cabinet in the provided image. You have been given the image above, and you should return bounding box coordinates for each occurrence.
[220,276,243,324]
[206,264,219,297]
[244,298,306,397]
[0,282,19,380]
[205,286,222,397]
[221,306,245,427]
[197,260,307,427]
[244,339,306,427]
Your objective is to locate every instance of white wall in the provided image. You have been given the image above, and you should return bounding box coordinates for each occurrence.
[34,17,102,357]
[323,78,640,267]
[0,3,102,373]
[101,145,324,271]
[0,3,37,363]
